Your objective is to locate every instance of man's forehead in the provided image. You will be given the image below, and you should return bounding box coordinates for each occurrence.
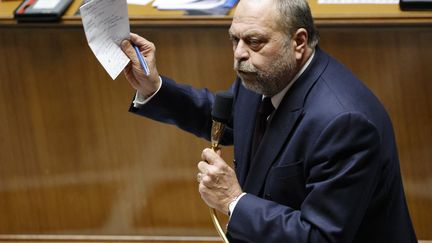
[236,0,276,10]
[238,0,274,5]
[231,0,279,33]
[234,0,278,21]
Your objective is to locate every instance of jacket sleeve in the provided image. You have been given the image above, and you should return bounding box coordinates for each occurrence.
[227,112,382,243]
[129,76,235,145]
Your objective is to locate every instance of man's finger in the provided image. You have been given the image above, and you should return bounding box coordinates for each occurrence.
[130,33,155,56]
[123,62,139,87]
[130,33,148,46]
[121,39,140,65]
[120,40,133,57]
[201,148,224,166]
[197,161,210,173]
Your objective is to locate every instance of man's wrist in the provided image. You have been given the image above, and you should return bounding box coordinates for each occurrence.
[228,192,246,217]
[132,76,163,108]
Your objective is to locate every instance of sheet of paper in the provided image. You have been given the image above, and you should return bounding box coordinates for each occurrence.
[80,0,130,80]
[127,0,153,5]
[33,0,61,9]
[153,0,200,7]
[155,0,227,10]
[318,0,398,4]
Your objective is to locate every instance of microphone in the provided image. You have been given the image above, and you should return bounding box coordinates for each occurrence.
[208,91,233,243]
[211,91,234,150]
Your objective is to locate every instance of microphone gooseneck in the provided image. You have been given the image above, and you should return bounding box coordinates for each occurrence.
[209,91,233,243]
[211,91,234,150]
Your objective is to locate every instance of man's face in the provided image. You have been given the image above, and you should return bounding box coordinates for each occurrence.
[229,0,297,96]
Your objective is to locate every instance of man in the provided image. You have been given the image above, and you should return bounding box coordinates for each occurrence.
[121,0,417,242]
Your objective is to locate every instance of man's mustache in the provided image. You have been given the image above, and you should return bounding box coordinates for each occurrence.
[234,61,258,73]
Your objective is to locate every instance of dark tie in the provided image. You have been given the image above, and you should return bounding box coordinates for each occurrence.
[251,97,275,158]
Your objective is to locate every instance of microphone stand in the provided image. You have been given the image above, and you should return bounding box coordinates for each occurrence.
[210,122,229,243]
[208,91,233,243]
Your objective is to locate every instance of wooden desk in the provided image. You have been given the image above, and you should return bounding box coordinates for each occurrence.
[0,1,431,241]
[1,0,432,25]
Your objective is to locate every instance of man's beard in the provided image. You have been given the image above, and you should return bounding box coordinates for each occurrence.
[234,49,296,97]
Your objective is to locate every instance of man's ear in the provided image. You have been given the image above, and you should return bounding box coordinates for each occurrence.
[292,28,308,60]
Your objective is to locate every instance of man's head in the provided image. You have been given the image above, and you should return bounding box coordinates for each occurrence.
[230,0,319,96]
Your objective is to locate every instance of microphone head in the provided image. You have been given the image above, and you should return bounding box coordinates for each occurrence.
[212,91,234,123]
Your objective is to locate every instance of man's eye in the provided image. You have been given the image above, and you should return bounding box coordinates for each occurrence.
[248,39,262,49]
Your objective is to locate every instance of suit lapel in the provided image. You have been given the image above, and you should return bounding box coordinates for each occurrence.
[243,106,304,195]
[242,47,329,195]
[234,91,261,186]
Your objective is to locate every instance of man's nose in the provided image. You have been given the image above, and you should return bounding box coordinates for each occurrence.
[234,41,249,62]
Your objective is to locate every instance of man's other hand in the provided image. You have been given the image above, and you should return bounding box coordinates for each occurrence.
[197,148,243,215]
[121,33,160,97]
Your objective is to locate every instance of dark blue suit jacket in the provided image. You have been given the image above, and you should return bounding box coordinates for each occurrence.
[130,48,417,242]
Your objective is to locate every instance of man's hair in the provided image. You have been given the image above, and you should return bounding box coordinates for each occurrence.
[276,0,320,48]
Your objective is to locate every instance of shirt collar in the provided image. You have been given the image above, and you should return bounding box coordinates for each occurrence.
[266,50,315,109]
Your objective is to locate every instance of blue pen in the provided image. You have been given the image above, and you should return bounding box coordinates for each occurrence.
[132,44,150,76]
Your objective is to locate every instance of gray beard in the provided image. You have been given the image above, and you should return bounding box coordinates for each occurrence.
[234,51,296,96]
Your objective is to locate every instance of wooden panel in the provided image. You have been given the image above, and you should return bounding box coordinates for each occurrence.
[0,234,220,242]
[1,0,432,26]
[0,26,232,237]
[0,12,431,243]
[2,235,431,243]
